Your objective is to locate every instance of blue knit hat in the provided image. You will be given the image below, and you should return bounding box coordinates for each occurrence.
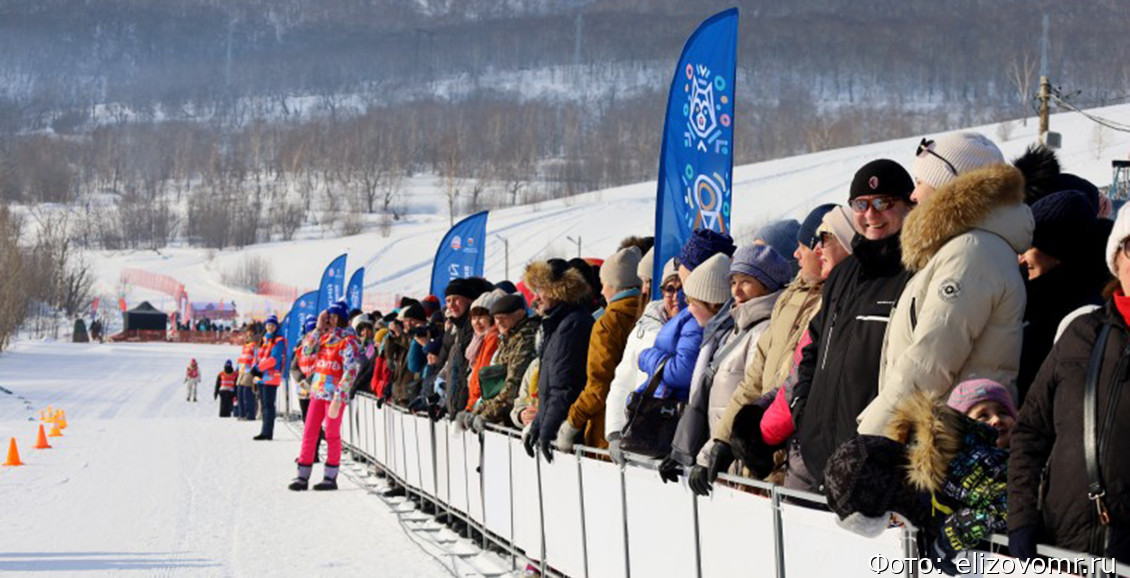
[678,229,737,271]
[265,314,279,327]
[303,315,316,334]
[798,204,838,249]
[731,245,793,293]
[755,219,800,262]
[326,300,348,320]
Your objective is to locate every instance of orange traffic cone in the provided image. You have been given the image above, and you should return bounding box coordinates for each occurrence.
[59,416,68,430]
[34,425,52,449]
[48,422,62,438]
[4,437,24,466]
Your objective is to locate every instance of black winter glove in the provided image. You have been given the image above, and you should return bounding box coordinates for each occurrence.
[376,396,385,409]
[408,397,427,413]
[730,405,776,478]
[657,456,682,484]
[523,427,539,459]
[427,403,446,422]
[250,367,263,379]
[1009,525,1039,562]
[706,442,735,482]
[688,465,712,496]
[539,436,554,463]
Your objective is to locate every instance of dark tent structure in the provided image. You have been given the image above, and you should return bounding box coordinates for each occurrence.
[123,301,168,332]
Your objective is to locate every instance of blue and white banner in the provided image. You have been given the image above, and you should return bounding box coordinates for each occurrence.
[346,268,365,312]
[317,254,347,314]
[286,290,319,359]
[652,8,739,297]
[429,211,489,298]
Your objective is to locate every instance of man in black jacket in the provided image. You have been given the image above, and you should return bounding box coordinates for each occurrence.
[788,159,915,492]
[437,278,493,420]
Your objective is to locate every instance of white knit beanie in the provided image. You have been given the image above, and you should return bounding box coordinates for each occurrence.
[637,247,655,282]
[683,253,731,305]
[661,258,678,282]
[911,132,1005,190]
[1106,208,1130,276]
[817,206,857,255]
[601,246,642,290]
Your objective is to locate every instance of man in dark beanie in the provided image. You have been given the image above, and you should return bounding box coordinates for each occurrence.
[437,277,493,420]
[1016,189,1111,400]
[787,159,914,492]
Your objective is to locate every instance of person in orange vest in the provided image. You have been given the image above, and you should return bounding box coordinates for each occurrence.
[214,360,238,417]
[251,315,287,441]
[235,327,259,420]
[184,359,201,402]
[289,301,360,492]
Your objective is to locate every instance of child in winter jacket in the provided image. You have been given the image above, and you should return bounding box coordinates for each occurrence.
[823,392,1009,575]
[946,379,1017,450]
[185,359,200,402]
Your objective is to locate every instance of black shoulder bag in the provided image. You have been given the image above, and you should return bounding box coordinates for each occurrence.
[620,359,684,458]
[1085,323,1113,554]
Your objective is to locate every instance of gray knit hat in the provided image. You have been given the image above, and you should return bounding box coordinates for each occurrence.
[912,132,1005,190]
[683,253,731,305]
[600,246,642,290]
[817,206,857,255]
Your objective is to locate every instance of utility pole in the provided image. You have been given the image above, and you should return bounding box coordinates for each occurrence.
[566,236,582,259]
[1038,76,1051,145]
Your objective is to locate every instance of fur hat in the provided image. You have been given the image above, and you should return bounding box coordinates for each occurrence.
[850,159,914,201]
[637,247,656,282]
[1031,191,1097,261]
[947,378,1018,420]
[798,204,838,249]
[817,206,857,255]
[683,253,731,305]
[523,260,590,305]
[678,229,737,271]
[912,132,1005,190]
[600,246,642,290]
[731,245,792,293]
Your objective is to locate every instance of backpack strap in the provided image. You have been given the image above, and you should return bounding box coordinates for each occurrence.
[1085,323,1112,529]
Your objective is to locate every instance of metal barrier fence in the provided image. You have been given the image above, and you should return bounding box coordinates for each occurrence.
[342,393,1128,578]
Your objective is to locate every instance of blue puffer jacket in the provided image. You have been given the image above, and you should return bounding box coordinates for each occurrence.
[637,308,703,401]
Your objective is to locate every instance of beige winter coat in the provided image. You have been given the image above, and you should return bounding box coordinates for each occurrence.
[859,164,1033,436]
[711,273,823,443]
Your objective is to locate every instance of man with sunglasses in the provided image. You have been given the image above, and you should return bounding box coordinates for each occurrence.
[860,133,1032,437]
[778,159,916,492]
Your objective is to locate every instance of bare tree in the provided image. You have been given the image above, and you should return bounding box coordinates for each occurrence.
[1008,52,1038,126]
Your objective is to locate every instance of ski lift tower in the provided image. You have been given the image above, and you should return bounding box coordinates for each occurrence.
[1112,160,1130,213]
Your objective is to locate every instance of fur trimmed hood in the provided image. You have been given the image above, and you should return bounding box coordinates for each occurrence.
[523,261,591,305]
[901,163,1033,271]
[885,392,966,494]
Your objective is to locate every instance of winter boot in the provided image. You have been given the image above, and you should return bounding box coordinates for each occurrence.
[312,465,339,491]
[288,465,312,491]
[253,434,272,441]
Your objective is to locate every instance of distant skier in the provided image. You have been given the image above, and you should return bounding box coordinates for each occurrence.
[289,301,360,492]
[251,314,287,441]
[215,360,237,417]
[184,359,200,402]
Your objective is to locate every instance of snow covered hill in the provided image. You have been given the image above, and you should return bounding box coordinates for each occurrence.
[93,104,1130,318]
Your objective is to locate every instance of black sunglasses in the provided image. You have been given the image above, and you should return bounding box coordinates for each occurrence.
[661,283,680,295]
[849,196,902,213]
[916,138,958,176]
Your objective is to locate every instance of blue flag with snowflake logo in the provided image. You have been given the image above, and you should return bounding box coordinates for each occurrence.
[430,211,489,298]
[316,254,347,314]
[652,8,739,298]
[346,268,364,312]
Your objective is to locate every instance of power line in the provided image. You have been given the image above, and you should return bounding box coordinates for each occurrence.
[1050,91,1130,134]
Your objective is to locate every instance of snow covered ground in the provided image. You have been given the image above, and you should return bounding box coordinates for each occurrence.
[0,341,451,577]
[90,103,1130,320]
